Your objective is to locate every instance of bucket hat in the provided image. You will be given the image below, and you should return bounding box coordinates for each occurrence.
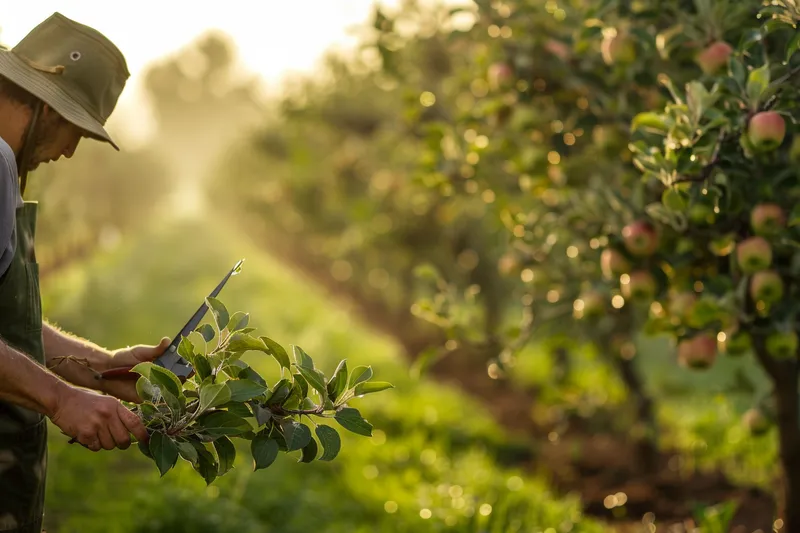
[0,12,129,150]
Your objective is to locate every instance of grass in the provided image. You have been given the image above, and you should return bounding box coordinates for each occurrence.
[39,210,609,533]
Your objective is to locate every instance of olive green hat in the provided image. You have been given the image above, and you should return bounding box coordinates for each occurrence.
[0,12,129,150]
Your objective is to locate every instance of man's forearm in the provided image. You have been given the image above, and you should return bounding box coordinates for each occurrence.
[43,322,113,390]
[0,335,69,417]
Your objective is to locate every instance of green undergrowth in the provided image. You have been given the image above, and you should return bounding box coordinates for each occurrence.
[40,213,608,533]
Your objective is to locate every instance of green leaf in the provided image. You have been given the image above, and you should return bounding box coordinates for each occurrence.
[206,297,229,332]
[315,425,341,461]
[161,389,184,420]
[746,64,770,108]
[177,337,195,363]
[281,420,312,451]
[238,366,267,387]
[176,440,198,465]
[149,432,179,477]
[251,435,279,471]
[354,381,394,396]
[662,188,688,211]
[631,112,669,133]
[149,366,183,399]
[252,404,272,426]
[295,366,327,401]
[267,379,293,406]
[293,345,314,369]
[226,311,250,333]
[136,377,155,402]
[283,380,305,410]
[191,442,218,485]
[349,366,373,388]
[787,32,800,63]
[199,383,232,412]
[293,372,309,398]
[193,355,212,381]
[299,436,318,463]
[131,361,155,380]
[138,438,153,459]
[213,436,236,476]
[227,333,268,353]
[260,336,291,370]
[334,407,373,437]
[327,360,348,401]
[227,379,268,402]
[196,323,215,343]
[224,402,253,419]
[196,411,251,437]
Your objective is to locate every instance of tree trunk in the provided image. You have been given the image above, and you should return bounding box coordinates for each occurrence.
[753,335,800,529]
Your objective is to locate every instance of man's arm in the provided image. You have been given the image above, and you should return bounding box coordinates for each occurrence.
[43,321,113,390]
[0,334,68,417]
[43,321,171,404]
[0,333,149,450]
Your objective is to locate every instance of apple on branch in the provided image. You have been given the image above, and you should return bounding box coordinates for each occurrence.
[677,333,717,370]
[696,41,733,75]
[736,236,772,274]
[751,204,785,236]
[748,111,786,152]
[622,220,659,257]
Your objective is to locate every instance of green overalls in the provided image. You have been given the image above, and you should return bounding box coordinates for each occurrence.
[0,201,48,533]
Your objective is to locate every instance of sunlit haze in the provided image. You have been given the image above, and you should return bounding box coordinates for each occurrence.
[1,0,449,145]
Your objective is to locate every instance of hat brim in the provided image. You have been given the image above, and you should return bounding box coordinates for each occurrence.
[0,50,119,150]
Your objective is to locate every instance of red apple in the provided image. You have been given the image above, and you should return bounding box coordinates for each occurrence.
[748,111,786,152]
[750,204,785,236]
[601,30,635,66]
[766,331,798,359]
[736,236,772,274]
[622,271,656,300]
[742,408,770,436]
[622,220,659,256]
[600,249,631,280]
[677,333,717,369]
[488,63,514,91]
[696,41,733,75]
[750,270,784,304]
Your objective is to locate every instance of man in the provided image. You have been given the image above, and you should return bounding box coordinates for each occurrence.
[0,13,171,533]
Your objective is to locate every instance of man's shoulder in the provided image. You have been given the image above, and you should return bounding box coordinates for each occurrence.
[0,137,17,179]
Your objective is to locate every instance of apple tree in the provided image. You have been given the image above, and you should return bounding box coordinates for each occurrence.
[619,0,800,524]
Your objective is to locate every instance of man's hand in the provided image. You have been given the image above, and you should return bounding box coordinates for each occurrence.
[48,385,149,451]
[97,337,171,403]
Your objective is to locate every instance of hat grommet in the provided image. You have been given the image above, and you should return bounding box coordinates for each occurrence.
[69,50,81,61]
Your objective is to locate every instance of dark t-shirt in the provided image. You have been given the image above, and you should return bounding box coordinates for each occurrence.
[0,137,21,278]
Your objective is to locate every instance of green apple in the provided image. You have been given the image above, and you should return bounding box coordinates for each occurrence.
[766,330,798,359]
[750,270,784,304]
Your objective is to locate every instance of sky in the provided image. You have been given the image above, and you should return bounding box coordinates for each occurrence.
[0,0,440,144]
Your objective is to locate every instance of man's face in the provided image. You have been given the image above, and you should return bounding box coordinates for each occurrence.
[25,105,85,171]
